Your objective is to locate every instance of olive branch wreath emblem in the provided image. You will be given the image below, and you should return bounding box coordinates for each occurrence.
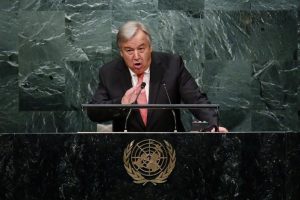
[123,140,176,186]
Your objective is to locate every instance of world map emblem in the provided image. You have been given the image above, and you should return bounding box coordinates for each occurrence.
[123,139,176,185]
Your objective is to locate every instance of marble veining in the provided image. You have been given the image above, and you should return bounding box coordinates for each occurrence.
[0,1,298,132]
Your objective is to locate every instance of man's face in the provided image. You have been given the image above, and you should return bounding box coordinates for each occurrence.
[119,30,152,76]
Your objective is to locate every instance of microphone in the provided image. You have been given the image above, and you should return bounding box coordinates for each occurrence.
[162,82,177,132]
[134,82,146,104]
[124,82,146,132]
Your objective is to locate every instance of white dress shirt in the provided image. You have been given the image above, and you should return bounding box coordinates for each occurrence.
[128,67,150,102]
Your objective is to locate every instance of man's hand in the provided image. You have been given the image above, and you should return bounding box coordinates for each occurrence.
[211,126,228,133]
[121,84,142,104]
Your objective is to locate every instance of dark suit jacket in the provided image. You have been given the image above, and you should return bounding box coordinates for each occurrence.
[87,52,217,132]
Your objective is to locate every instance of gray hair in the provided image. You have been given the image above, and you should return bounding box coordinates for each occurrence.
[116,21,152,48]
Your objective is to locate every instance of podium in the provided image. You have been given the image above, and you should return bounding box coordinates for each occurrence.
[0,131,299,200]
[82,103,220,132]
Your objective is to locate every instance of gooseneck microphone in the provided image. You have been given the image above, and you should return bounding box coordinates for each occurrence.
[134,82,146,104]
[124,82,146,132]
[162,82,177,132]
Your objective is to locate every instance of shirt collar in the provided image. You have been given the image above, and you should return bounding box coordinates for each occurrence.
[128,67,150,77]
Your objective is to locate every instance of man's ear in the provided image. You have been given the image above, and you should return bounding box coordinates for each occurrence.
[120,50,123,57]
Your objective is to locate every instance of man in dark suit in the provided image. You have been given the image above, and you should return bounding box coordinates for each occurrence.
[87,21,227,132]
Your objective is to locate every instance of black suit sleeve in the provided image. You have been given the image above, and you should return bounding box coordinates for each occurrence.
[87,67,126,123]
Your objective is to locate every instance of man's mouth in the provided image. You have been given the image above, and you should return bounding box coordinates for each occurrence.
[134,62,142,68]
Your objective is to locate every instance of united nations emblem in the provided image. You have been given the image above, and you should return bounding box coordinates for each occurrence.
[123,139,176,185]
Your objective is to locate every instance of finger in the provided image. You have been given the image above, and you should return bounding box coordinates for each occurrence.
[125,86,136,95]
[219,127,228,133]
[130,87,142,102]
[122,86,137,104]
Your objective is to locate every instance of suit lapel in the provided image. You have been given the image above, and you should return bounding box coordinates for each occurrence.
[147,55,165,125]
[117,59,132,92]
[148,62,165,104]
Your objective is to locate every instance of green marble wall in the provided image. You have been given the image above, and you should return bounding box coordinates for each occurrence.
[0,0,299,133]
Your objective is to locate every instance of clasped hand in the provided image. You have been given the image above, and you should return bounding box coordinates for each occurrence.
[121,83,143,104]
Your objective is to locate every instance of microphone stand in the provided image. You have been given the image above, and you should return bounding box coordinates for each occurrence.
[162,83,177,132]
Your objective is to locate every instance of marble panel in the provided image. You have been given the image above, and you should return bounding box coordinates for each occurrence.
[65,59,111,111]
[204,0,299,11]
[113,0,158,10]
[251,0,298,10]
[0,12,19,113]
[0,61,18,112]
[65,10,112,62]
[296,108,300,133]
[298,80,300,131]
[17,11,66,70]
[0,110,95,133]
[203,10,297,61]
[204,10,252,61]
[22,111,67,132]
[250,10,297,62]
[298,10,300,132]
[2,111,91,133]
[251,109,298,131]
[298,11,300,59]
[18,11,66,110]
[158,0,204,11]
[157,10,204,63]
[0,11,18,51]
[205,0,251,10]
[251,60,298,110]
[65,0,111,11]
[0,0,299,133]
[19,61,65,111]
[277,61,299,107]
[0,0,19,11]
[18,11,65,40]
[19,0,64,11]
[202,60,252,131]
[219,108,252,132]
[63,111,96,132]
[0,111,31,132]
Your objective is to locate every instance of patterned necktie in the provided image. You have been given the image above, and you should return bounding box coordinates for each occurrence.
[137,74,147,125]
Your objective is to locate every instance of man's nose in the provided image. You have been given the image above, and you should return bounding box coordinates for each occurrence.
[133,50,140,59]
